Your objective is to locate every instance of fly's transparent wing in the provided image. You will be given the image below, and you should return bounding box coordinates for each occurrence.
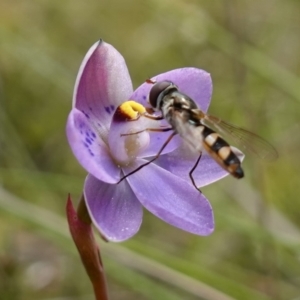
[202,114,278,161]
[171,110,204,153]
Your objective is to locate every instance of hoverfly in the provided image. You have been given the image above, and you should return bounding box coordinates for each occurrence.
[119,80,277,189]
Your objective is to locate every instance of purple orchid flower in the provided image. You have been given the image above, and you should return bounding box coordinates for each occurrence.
[66,40,240,242]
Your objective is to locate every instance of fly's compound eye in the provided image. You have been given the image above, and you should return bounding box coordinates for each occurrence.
[148,81,177,110]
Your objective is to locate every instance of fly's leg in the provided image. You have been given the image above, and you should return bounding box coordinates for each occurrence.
[189,152,202,192]
[121,126,172,137]
[126,111,163,122]
[143,112,164,120]
[117,131,177,183]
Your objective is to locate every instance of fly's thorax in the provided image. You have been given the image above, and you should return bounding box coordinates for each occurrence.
[161,90,201,127]
[171,91,198,111]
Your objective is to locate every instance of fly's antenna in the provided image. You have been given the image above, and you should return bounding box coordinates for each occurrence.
[145,78,156,84]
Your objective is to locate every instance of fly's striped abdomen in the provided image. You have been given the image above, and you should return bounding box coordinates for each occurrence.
[201,125,244,178]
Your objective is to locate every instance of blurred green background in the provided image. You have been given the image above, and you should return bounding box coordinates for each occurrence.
[0,0,300,299]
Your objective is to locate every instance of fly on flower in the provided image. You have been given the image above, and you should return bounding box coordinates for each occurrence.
[119,80,278,189]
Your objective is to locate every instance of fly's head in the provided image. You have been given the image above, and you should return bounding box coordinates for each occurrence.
[148,80,178,111]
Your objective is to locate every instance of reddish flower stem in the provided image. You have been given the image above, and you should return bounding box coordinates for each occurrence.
[66,194,109,300]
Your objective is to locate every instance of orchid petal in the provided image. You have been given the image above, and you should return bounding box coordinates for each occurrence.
[131,67,212,113]
[124,159,214,236]
[84,174,143,242]
[73,40,133,134]
[66,108,121,183]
